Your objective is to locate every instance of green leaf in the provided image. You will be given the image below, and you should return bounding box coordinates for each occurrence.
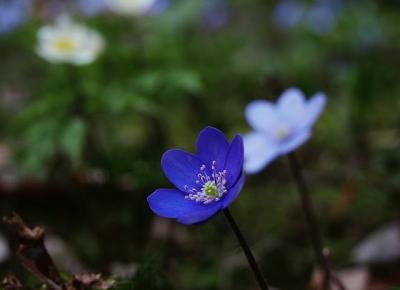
[18,118,60,175]
[59,118,86,166]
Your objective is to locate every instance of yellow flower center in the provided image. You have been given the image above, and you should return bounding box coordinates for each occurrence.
[54,37,76,53]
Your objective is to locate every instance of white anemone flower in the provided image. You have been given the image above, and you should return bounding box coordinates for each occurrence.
[105,0,157,16]
[36,16,104,66]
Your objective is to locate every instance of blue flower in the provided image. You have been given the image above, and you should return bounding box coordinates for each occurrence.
[0,0,31,35]
[74,0,107,16]
[148,0,170,15]
[201,0,230,30]
[273,0,342,35]
[243,88,326,174]
[273,0,306,30]
[306,1,337,35]
[147,127,245,225]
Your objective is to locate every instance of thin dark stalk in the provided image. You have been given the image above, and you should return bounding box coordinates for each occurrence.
[223,208,270,290]
[287,153,346,290]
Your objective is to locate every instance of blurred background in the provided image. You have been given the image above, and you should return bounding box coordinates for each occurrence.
[0,0,400,289]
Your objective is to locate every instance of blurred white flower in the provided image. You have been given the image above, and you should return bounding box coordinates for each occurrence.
[352,223,400,264]
[0,233,10,263]
[104,0,157,16]
[36,15,104,65]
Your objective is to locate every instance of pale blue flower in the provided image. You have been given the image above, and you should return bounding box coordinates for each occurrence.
[273,0,342,35]
[149,0,169,15]
[273,0,306,30]
[0,0,31,35]
[74,0,107,16]
[306,2,337,35]
[201,0,229,30]
[243,88,326,174]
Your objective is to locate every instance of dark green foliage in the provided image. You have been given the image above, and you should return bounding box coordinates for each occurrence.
[130,258,172,290]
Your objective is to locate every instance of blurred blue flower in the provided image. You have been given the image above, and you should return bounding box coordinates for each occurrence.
[318,0,342,14]
[201,0,229,30]
[74,0,107,16]
[273,0,306,30]
[273,0,342,35]
[306,0,340,35]
[0,0,31,35]
[149,0,170,15]
[306,4,335,34]
[243,88,326,174]
[147,127,245,225]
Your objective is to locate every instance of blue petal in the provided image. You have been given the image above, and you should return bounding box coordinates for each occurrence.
[305,92,327,127]
[161,149,203,193]
[222,172,245,209]
[224,134,244,187]
[196,126,229,171]
[243,132,279,174]
[278,87,309,130]
[177,202,222,225]
[245,100,281,134]
[277,129,311,155]
[147,189,221,224]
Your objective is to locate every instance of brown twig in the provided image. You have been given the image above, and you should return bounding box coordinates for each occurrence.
[3,213,63,290]
[2,273,26,290]
[3,213,114,290]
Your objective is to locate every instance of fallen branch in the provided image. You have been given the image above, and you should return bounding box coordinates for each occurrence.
[3,213,114,290]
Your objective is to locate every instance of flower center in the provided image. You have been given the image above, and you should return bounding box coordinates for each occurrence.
[275,126,291,141]
[184,161,228,204]
[54,37,76,53]
[203,181,219,197]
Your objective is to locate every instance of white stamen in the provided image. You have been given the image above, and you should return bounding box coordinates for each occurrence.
[184,160,228,204]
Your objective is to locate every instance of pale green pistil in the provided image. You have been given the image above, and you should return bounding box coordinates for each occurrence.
[203,181,219,197]
[276,126,291,141]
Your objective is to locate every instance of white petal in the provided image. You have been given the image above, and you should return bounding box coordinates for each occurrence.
[243,132,279,174]
[36,17,104,65]
[352,223,400,264]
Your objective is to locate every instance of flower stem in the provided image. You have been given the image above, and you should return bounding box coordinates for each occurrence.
[223,208,270,290]
[287,153,346,290]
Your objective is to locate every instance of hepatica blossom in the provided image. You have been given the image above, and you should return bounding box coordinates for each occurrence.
[0,0,31,35]
[273,0,306,30]
[201,0,230,30]
[244,88,326,174]
[147,127,245,225]
[273,0,341,35]
[74,0,108,16]
[36,16,104,65]
[105,0,158,16]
